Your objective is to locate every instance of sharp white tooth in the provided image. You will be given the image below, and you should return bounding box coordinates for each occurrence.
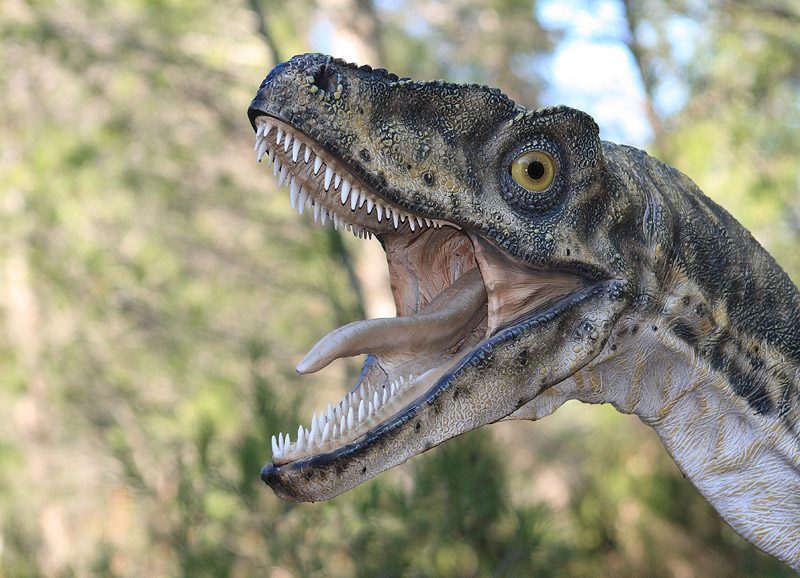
[366,196,374,213]
[276,127,284,146]
[333,424,340,439]
[289,178,299,209]
[285,432,292,453]
[333,213,340,230]
[308,419,317,446]
[304,146,311,163]
[317,412,325,432]
[292,139,301,162]
[298,190,308,215]
[321,422,330,443]
[254,134,264,152]
[297,426,306,451]
[278,164,289,187]
[409,218,416,231]
[368,401,374,418]
[382,388,389,405]
[278,432,284,453]
[313,157,323,175]
[346,407,354,431]
[340,182,350,205]
[376,204,383,222]
[358,190,367,208]
[391,382,397,397]
[320,209,328,225]
[400,214,406,223]
[350,188,359,210]
[339,414,346,435]
[271,435,280,457]
[367,231,373,240]
[256,139,268,162]
[283,133,293,152]
[327,402,334,423]
[358,384,365,401]
[272,160,281,178]
[323,166,334,190]
[373,391,381,409]
[358,400,365,423]
[334,173,342,190]
[263,122,274,138]
[256,123,266,138]
[268,147,276,164]
[313,201,320,222]
[392,210,399,229]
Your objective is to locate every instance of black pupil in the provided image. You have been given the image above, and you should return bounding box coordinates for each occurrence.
[527,160,545,180]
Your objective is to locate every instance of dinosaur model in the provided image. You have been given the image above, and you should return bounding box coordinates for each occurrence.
[247,53,800,570]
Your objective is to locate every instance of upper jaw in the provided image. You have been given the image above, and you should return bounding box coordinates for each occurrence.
[250,114,451,235]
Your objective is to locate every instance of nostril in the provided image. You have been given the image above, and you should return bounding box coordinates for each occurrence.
[312,64,338,94]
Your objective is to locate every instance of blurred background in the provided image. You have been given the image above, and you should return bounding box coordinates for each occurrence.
[1,0,798,576]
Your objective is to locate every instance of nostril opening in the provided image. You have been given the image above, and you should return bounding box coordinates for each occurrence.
[312,64,338,94]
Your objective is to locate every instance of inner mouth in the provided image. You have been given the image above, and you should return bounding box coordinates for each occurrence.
[253,115,585,466]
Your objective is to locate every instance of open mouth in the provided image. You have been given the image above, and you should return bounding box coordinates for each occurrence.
[253,115,587,467]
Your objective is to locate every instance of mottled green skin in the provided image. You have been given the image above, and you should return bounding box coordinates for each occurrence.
[604,144,800,421]
[248,54,800,568]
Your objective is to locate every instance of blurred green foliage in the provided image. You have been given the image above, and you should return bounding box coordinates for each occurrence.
[0,0,797,576]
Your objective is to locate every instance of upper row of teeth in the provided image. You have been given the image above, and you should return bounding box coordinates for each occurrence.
[271,374,416,461]
[254,120,447,233]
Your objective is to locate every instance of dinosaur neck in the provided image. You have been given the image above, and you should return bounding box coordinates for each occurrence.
[577,332,800,570]
[616,151,800,568]
[595,174,800,568]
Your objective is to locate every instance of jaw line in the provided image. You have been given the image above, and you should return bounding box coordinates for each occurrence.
[261,280,611,493]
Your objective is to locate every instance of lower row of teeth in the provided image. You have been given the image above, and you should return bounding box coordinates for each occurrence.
[254,120,447,234]
[271,374,416,461]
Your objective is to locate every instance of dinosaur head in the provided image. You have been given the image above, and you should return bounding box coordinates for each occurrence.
[249,54,630,501]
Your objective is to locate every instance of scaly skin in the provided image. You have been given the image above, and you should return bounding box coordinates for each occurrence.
[247,54,800,570]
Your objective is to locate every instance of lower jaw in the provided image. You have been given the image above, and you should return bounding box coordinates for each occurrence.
[262,279,612,503]
[269,285,489,467]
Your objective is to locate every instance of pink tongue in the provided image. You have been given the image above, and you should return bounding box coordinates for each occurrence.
[296,268,486,374]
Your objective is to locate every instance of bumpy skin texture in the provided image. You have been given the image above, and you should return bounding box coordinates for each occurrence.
[248,54,800,570]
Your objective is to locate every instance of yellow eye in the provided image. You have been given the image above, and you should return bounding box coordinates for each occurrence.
[510,150,556,192]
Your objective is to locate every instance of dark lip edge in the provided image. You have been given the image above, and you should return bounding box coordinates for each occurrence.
[261,278,617,481]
